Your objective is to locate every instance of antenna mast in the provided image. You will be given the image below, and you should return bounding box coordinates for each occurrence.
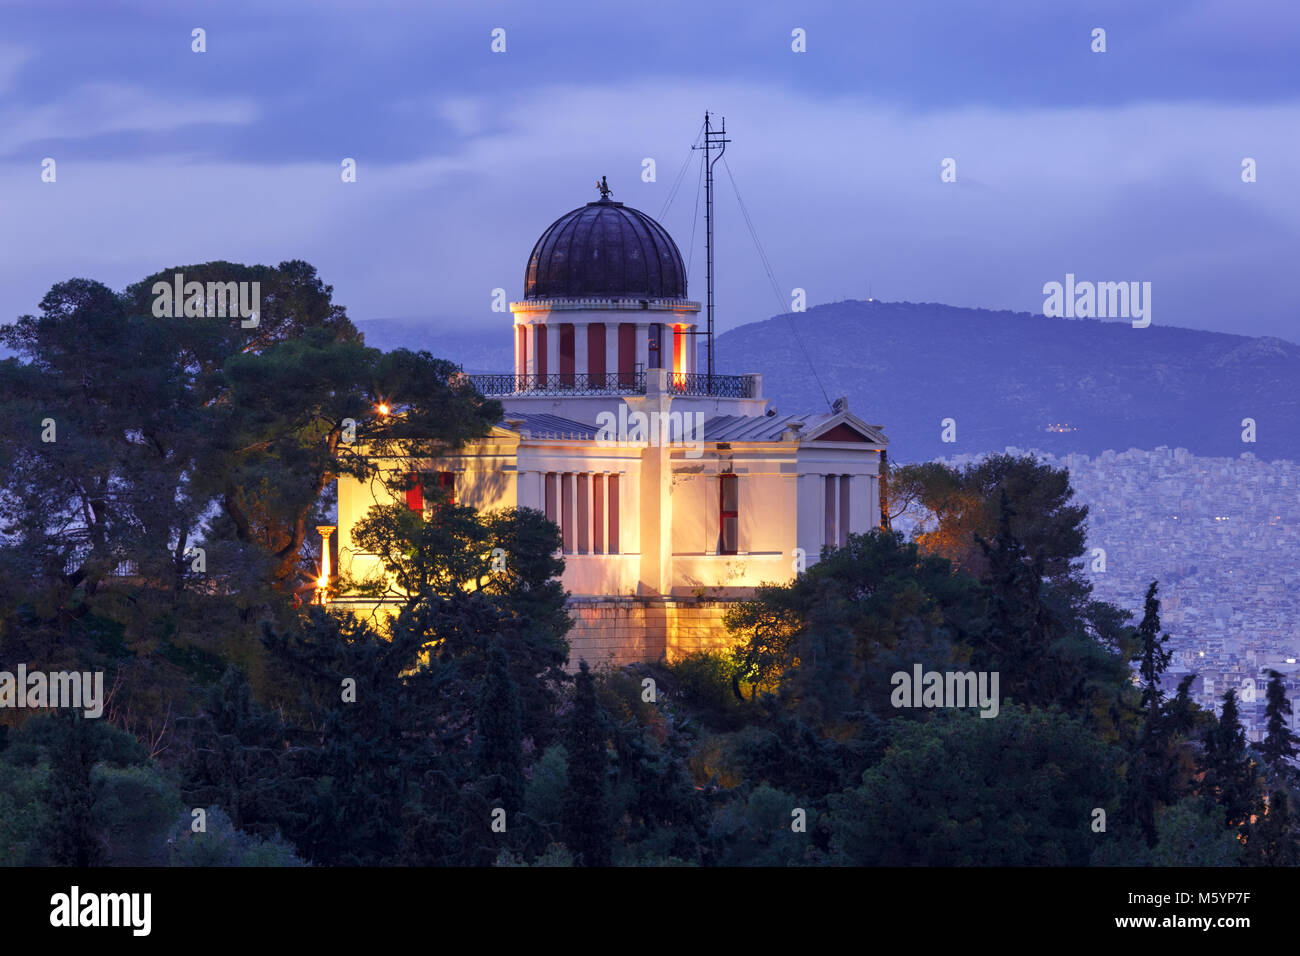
[693,111,729,388]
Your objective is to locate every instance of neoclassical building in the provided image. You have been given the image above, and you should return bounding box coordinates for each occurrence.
[332,186,888,666]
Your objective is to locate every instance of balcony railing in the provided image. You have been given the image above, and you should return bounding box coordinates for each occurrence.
[666,372,759,399]
[466,367,759,399]
[468,369,647,396]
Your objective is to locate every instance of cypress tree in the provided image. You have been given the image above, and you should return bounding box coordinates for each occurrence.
[1261,670,1298,775]
[1250,788,1300,865]
[1203,689,1260,836]
[1167,673,1199,736]
[1129,581,1177,847]
[1135,582,1172,712]
[44,712,104,866]
[473,640,525,813]
[563,661,613,866]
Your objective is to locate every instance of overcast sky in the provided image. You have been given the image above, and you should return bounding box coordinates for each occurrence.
[2,0,1298,343]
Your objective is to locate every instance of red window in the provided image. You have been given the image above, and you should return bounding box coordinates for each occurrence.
[406,472,455,514]
[719,474,738,555]
[434,471,456,507]
[618,323,636,386]
[544,472,557,524]
[587,323,606,380]
[405,473,423,512]
[536,325,548,379]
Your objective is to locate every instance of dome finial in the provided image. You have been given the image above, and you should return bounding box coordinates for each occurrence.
[595,175,613,201]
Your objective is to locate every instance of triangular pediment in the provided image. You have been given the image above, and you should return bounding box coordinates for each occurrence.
[804,411,887,445]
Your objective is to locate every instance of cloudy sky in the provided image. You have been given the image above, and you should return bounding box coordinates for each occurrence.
[2,0,1298,342]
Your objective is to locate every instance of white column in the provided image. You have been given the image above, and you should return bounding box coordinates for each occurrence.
[514,324,523,376]
[526,323,537,377]
[605,325,618,384]
[635,322,649,372]
[621,468,636,554]
[705,474,720,554]
[567,471,579,553]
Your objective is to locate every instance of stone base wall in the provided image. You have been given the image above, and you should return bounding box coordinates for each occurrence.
[564,597,742,669]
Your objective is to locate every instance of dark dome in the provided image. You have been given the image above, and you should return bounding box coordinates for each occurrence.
[525,199,687,300]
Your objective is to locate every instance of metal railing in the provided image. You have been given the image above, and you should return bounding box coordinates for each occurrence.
[468,368,647,396]
[467,367,758,399]
[667,372,758,398]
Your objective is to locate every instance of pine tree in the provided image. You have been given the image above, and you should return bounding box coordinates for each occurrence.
[473,640,525,813]
[1261,670,1298,776]
[564,661,613,866]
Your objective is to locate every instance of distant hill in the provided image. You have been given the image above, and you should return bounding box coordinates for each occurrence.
[353,303,1300,463]
[354,319,511,372]
[710,300,1300,463]
[8,304,1291,463]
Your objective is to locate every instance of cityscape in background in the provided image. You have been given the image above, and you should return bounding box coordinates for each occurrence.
[942,446,1300,740]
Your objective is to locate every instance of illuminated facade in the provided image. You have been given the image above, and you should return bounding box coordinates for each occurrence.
[332,188,888,666]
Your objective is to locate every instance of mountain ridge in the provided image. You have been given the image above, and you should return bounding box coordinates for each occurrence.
[359,299,1300,462]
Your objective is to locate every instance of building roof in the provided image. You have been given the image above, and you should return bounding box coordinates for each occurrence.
[498,411,599,440]
[703,413,813,442]
[496,406,887,446]
[524,198,687,300]
[705,411,887,445]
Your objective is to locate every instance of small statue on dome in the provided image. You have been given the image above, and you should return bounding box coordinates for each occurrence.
[595,175,613,200]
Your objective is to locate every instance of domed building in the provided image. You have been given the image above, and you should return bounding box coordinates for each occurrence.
[333,181,888,666]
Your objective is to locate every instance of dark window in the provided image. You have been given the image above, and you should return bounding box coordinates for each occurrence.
[536,324,548,378]
[559,323,575,385]
[648,323,663,368]
[719,474,738,555]
[587,323,606,380]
